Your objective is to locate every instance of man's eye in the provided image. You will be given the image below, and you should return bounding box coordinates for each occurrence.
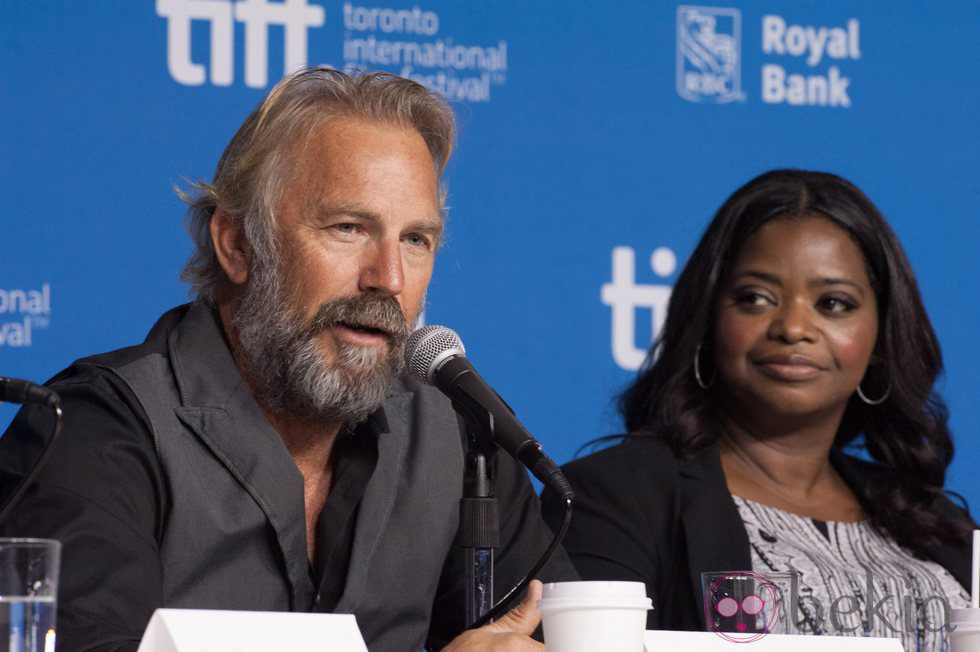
[405,234,432,250]
[333,223,358,234]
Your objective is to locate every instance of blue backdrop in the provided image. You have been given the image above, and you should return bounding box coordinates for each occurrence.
[2,1,978,505]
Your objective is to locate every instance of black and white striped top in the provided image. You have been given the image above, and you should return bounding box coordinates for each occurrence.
[733,496,969,652]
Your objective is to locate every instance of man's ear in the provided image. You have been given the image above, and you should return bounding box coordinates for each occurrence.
[210,208,252,286]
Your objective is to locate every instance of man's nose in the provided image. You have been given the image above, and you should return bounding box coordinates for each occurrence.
[767,299,817,343]
[359,239,404,296]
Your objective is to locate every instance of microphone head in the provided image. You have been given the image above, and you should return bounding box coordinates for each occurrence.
[405,325,466,385]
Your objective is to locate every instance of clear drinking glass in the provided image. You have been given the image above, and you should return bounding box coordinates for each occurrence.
[0,539,60,652]
[701,571,796,641]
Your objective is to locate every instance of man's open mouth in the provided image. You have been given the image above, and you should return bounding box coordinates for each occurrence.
[336,321,389,337]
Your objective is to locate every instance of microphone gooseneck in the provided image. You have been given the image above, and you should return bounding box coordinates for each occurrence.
[405,326,574,500]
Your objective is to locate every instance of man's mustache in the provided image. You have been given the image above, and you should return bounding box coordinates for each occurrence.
[305,294,411,343]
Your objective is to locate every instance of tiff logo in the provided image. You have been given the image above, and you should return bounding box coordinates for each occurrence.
[157,0,325,88]
[600,246,676,371]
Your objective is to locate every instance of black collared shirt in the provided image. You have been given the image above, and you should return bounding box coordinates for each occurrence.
[312,425,376,611]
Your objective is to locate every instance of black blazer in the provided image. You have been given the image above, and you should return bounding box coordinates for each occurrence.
[541,436,973,631]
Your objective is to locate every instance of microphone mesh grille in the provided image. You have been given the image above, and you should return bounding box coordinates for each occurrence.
[405,325,466,385]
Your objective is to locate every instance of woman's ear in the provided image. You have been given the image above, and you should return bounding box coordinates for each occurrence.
[210,208,252,286]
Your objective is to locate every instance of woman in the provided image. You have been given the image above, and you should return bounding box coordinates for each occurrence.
[542,170,974,649]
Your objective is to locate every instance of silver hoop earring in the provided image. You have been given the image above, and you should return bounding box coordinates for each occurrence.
[856,381,891,406]
[694,344,715,390]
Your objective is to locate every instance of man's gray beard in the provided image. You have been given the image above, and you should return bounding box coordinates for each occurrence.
[233,262,412,425]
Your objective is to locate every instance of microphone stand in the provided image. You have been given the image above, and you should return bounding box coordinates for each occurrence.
[405,327,576,629]
[458,419,499,626]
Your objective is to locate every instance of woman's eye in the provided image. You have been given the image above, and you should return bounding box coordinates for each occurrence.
[734,291,771,306]
[820,296,858,313]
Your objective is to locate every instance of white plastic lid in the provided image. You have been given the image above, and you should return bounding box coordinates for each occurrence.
[542,581,648,600]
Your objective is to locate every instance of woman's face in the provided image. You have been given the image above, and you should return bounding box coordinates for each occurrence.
[712,216,879,425]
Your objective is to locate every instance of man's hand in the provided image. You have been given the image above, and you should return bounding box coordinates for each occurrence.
[441,579,545,651]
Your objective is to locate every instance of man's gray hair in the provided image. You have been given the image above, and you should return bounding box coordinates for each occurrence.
[180,66,456,303]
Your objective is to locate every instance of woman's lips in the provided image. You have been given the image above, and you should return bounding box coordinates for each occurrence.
[754,354,825,381]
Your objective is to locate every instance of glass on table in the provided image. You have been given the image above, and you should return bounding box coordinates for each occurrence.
[0,538,60,652]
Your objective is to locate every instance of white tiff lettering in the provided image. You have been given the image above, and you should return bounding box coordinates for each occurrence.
[156,0,325,88]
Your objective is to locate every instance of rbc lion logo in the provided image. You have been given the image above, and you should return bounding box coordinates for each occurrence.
[676,5,743,103]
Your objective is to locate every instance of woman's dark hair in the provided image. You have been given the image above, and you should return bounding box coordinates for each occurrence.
[621,169,972,554]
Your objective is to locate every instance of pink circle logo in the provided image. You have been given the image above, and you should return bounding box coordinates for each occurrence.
[703,571,782,643]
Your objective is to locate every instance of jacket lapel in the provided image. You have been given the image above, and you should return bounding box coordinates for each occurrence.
[678,448,753,627]
[168,304,313,609]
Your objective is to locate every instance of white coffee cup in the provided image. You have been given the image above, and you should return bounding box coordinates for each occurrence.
[538,581,652,652]
[950,609,980,651]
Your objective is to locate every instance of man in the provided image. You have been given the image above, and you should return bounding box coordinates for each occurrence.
[0,68,572,651]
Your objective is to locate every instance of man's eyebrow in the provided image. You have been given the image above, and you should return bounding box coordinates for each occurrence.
[313,203,380,223]
[409,218,445,238]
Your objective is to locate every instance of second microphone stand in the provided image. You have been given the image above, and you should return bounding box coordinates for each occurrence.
[459,424,499,626]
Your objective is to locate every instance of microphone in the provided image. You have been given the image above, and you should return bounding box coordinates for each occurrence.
[0,377,60,408]
[0,377,63,525]
[405,326,573,499]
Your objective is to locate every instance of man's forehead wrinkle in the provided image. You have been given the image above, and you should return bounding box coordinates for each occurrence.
[316,202,382,223]
[285,175,334,224]
[303,186,328,216]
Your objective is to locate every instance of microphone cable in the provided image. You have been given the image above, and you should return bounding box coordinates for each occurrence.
[468,493,573,628]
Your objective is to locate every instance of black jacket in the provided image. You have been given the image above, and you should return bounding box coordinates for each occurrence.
[541,436,972,632]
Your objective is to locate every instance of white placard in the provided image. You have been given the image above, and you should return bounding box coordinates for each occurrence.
[644,629,905,651]
[137,608,368,652]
